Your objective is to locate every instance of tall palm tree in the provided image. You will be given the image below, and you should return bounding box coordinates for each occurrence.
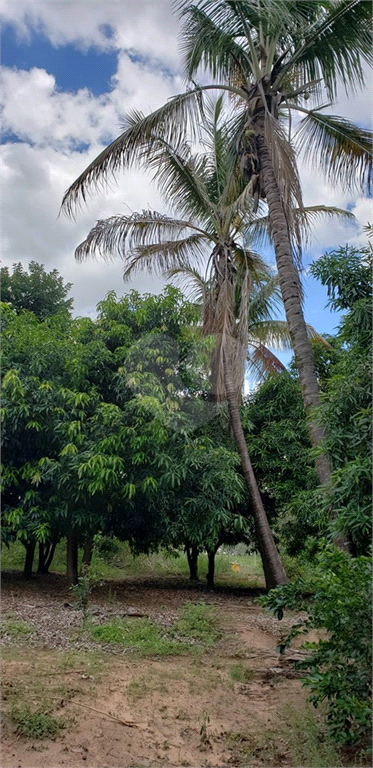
[62,0,371,494]
[74,100,351,585]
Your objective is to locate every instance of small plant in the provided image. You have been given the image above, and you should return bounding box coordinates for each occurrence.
[70,568,95,623]
[126,679,149,701]
[199,710,210,748]
[229,663,253,683]
[11,705,65,739]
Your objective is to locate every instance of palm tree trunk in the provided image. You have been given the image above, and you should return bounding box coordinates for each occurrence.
[223,353,287,590]
[257,136,351,552]
[257,136,332,483]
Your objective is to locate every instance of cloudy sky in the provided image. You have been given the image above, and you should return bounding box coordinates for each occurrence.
[1,0,371,345]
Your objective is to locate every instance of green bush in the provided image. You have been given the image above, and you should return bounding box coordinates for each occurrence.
[260,547,372,746]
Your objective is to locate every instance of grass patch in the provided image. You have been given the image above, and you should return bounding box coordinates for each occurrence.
[229,663,254,683]
[89,617,189,656]
[1,619,34,638]
[11,705,65,739]
[89,602,222,656]
[225,703,343,767]
[283,703,343,768]
[172,602,222,648]
[126,678,150,701]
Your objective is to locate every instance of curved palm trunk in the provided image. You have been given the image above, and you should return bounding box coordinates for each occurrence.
[223,353,287,590]
[257,136,331,485]
[257,136,350,552]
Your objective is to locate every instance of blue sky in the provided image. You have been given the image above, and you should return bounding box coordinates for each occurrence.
[1,24,118,96]
[1,0,371,368]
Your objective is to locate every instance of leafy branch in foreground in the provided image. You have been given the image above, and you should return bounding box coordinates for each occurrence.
[260,547,372,747]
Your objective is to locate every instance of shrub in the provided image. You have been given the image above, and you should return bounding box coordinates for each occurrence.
[260,547,372,746]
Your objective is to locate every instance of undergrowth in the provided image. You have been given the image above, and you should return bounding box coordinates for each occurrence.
[11,705,65,739]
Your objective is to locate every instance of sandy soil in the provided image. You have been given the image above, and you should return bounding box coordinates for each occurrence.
[0,572,333,768]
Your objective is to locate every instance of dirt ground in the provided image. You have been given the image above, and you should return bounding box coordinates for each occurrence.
[0,572,348,768]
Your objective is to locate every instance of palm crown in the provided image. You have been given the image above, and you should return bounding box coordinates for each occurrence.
[76,97,340,397]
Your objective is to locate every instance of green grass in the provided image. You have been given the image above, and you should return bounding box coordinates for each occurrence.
[283,703,343,768]
[89,602,222,656]
[229,663,254,683]
[11,705,65,739]
[1,619,34,638]
[1,539,265,587]
[172,602,222,648]
[89,617,189,656]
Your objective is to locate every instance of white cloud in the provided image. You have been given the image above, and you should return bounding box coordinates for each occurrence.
[1,1,371,323]
[1,0,181,68]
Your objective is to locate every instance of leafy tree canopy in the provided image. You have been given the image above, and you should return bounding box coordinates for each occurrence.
[1,262,73,320]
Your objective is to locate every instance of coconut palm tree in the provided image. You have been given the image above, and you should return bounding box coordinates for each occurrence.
[62,0,371,493]
[74,99,352,585]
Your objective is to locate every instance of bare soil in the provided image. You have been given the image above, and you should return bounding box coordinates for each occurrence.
[0,572,342,768]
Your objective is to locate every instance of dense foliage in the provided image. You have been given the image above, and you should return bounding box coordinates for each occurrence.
[261,548,372,746]
[1,279,250,582]
[1,261,73,319]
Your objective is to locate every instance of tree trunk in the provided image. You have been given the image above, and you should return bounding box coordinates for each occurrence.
[23,540,36,579]
[37,540,57,574]
[257,135,350,552]
[81,534,94,571]
[257,135,331,485]
[185,545,199,581]
[223,354,287,590]
[66,525,79,585]
[206,551,216,589]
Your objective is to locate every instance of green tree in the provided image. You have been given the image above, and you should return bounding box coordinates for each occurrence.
[1,262,73,319]
[309,244,372,554]
[61,0,372,494]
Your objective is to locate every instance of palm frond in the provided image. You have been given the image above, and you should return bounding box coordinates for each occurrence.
[61,89,205,217]
[247,273,283,323]
[121,235,209,281]
[164,266,209,304]
[177,3,251,83]
[249,319,292,349]
[146,138,216,225]
[247,342,287,381]
[287,0,373,100]
[75,212,210,262]
[250,204,356,250]
[295,111,373,195]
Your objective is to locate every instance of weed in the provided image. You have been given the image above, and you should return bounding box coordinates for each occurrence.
[126,679,149,701]
[1,619,33,638]
[225,704,343,768]
[172,602,222,648]
[70,569,95,622]
[229,663,254,683]
[11,705,65,739]
[198,710,211,750]
[89,617,189,656]
[1,539,264,587]
[283,703,343,767]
